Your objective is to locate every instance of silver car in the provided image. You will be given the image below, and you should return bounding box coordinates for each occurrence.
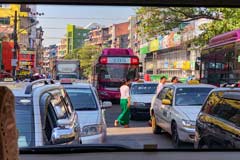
[0,79,81,148]
[130,81,158,120]
[61,81,112,144]
[150,83,215,148]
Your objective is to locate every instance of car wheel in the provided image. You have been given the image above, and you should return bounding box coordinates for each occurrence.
[171,122,182,148]
[151,114,162,134]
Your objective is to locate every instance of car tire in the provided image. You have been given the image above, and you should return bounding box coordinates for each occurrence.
[171,122,182,148]
[151,114,162,134]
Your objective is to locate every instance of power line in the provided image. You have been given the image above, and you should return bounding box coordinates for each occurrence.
[36,16,127,20]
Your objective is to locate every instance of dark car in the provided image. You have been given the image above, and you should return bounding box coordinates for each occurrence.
[195,88,240,149]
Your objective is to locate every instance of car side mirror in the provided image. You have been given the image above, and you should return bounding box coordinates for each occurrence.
[101,101,112,109]
[51,127,76,145]
[54,105,65,119]
[162,99,171,105]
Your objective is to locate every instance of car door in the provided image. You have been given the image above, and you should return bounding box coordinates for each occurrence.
[153,87,169,129]
[161,87,174,133]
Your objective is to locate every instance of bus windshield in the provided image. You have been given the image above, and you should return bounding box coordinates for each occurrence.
[99,64,138,81]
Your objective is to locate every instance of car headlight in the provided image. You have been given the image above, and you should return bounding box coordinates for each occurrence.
[133,102,145,107]
[81,124,103,137]
[182,119,195,128]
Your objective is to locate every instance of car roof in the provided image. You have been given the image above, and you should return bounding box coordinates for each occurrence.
[166,83,216,88]
[211,87,240,92]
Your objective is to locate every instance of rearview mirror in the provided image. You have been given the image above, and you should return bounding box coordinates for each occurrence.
[162,99,171,105]
[101,101,112,109]
[51,127,76,145]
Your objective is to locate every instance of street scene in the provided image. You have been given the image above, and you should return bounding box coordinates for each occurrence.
[1,4,240,153]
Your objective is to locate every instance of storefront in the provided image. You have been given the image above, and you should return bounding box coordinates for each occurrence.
[142,20,204,80]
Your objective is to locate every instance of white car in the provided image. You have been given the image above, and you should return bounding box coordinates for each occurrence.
[61,81,112,144]
[130,81,158,120]
[150,83,215,148]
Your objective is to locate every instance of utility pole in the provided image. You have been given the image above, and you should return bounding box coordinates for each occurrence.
[12,11,18,78]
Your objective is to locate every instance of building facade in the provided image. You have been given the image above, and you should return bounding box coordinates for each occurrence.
[66,24,89,55]
[86,27,111,48]
[57,37,67,59]
[0,4,40,75]
[140,19,210,82]
[128,16,139,55]
[108,22,129,48]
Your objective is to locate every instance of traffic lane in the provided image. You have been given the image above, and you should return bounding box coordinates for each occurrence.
[104,105,193,149]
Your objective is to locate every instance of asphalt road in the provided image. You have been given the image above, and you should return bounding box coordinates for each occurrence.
[104,104,193,149]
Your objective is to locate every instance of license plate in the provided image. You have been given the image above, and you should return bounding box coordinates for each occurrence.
[108,57,130,64]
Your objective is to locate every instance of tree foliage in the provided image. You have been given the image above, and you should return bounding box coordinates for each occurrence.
[65,44,101,77]
[136,7,240,45]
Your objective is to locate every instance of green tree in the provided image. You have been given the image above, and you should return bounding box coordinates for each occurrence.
[136,7,240,45]
[75,44,101,77]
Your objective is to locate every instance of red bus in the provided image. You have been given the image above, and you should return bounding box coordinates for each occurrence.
[200,29,240,86]
[93,48,139,100]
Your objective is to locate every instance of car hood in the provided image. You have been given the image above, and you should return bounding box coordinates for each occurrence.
[131,94,155,103]
[76,110,100,128]
[174,105,202,121]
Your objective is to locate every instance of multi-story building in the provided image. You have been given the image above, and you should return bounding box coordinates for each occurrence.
[35,26,44,73]
[86,27,111,48]
[57,37,67,59]
[66,24,89,55]
[0,4,39,75]
[128,16,139,55]
[108,22,129,48]
[43,45,57,75]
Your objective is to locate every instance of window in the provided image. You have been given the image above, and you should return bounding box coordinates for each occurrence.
[175,87,213,106]
[0,17,10,25]
[208,96,240,127]
[65,88,98,110]
[157,87,169,100]
[131,83,158,94]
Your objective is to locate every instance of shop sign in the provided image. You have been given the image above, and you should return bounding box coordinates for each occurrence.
[191,61,195,70]
[173,61,177,69]
[177,61,182,69]
[158,32,181,50]
[149,39,159,52]
[19,61,31,65]
[146,62,153,70]
[182,61,191,70]
[140,43,149,54]
[164,61,168,69]
[20,50,35,55]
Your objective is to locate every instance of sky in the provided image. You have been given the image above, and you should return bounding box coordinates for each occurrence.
[36,5,137,46]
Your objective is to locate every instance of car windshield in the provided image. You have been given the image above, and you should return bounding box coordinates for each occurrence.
[131,83,158,94]
[2,3,240,152]
[15,97,34,148]
[175,88,213,106]
[65,88,97,110]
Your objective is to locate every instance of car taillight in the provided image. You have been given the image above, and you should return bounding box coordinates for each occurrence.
[100,57,108,64]
[131,57,139,65]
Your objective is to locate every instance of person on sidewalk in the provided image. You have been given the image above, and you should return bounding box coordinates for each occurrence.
[171,76,179,84]
[114,78,131,128]
[156,76,167,95]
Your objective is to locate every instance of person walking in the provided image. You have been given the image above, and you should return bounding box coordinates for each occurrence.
[156,76,167,95]
[171,76,179,84]
[114,78,131,128]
